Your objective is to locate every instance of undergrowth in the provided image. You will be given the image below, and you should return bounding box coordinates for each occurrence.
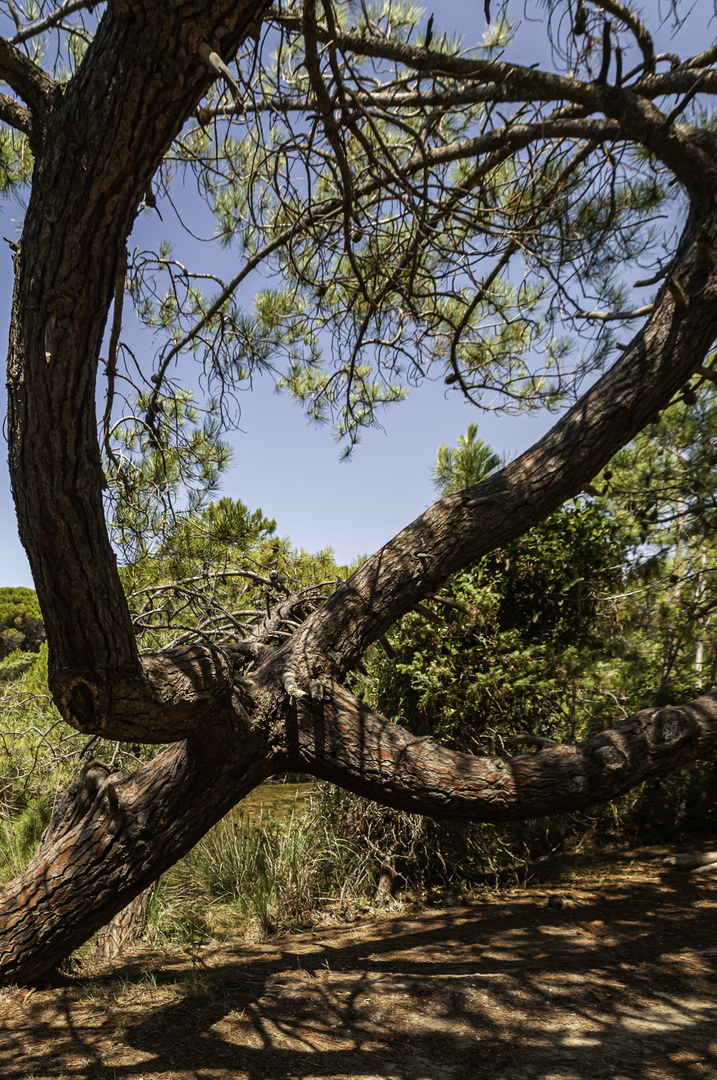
[147,792,371,943]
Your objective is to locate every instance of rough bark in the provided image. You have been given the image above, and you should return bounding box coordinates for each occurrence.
[95,887,153,961]
[2,0,717,984]
[6,0,272,733]
[0,697,277,983]
[287,685,717,821]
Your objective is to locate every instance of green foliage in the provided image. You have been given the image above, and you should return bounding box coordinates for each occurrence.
[360,417,717,762]
[123,495,277,590]
[362,501,626,751]
[0,650,37,683]
[0,587,45,660]
[0,639,147,837]
[0,127,32,194]
[596,379,717,704]
[0,809,44,884]
[105,389,234,564]
[431,423,501,495]
[151,796,357,941]
[118,2,679,448]
[119,492,346,652]
[340,419,717,886]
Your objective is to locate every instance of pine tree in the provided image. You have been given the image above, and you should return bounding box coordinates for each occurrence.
[2,2,717,980]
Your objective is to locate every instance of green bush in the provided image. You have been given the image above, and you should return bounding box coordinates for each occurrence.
[0,587,45,660]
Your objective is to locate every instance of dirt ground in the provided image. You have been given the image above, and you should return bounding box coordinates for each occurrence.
[2,846,717,1080]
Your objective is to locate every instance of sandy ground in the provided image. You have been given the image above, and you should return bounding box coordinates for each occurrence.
[1,846,716,1080]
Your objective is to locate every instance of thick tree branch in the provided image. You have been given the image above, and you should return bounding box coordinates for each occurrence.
[635,70,717,98]
[0,705,277,983]
[0,89,31,136]
[289,683,717,821]
[5,665,717,984]
[7,0,272,733]
[15,653,717,981]
[684,44,717,71]
[0,34,56,131]
[6,0,717,992]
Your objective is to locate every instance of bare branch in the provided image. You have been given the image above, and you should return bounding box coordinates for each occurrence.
[9,0,100,45]
[665,77,711,126]
[400,117,622,172]
[102,247,127,467]
[197,83,550,121]
[684,44,717,70]
[592,0,655,75]
[578,303,654,322]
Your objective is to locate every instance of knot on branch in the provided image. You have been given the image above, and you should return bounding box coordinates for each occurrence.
[591,743,627,771]
[649,706,695,749]
[63,677,104,733]
[39,760,111,850]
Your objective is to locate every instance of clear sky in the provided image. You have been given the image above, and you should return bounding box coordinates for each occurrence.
[0,2,711,586]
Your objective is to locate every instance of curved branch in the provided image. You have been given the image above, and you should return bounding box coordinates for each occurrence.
[289,683,717,821]
[264,209,717,682]
[399,117,622,171]
[7,0,273,728]
[5,662,716,984]
[592,0,655,75]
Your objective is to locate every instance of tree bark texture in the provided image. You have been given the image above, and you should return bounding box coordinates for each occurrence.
[3,0,717,983]
[95,887,153,961]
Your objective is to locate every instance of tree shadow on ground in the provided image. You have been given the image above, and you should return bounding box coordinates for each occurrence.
[2,847,716,1080]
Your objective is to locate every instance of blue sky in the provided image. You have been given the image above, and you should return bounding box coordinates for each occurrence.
[0,2,712,585]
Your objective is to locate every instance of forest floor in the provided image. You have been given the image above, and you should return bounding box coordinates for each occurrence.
[1,844,716,1080]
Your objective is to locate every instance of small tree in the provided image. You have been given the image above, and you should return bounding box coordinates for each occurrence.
[431,423,501,496]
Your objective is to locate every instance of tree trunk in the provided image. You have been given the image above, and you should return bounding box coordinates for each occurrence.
[95,888,153,961]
